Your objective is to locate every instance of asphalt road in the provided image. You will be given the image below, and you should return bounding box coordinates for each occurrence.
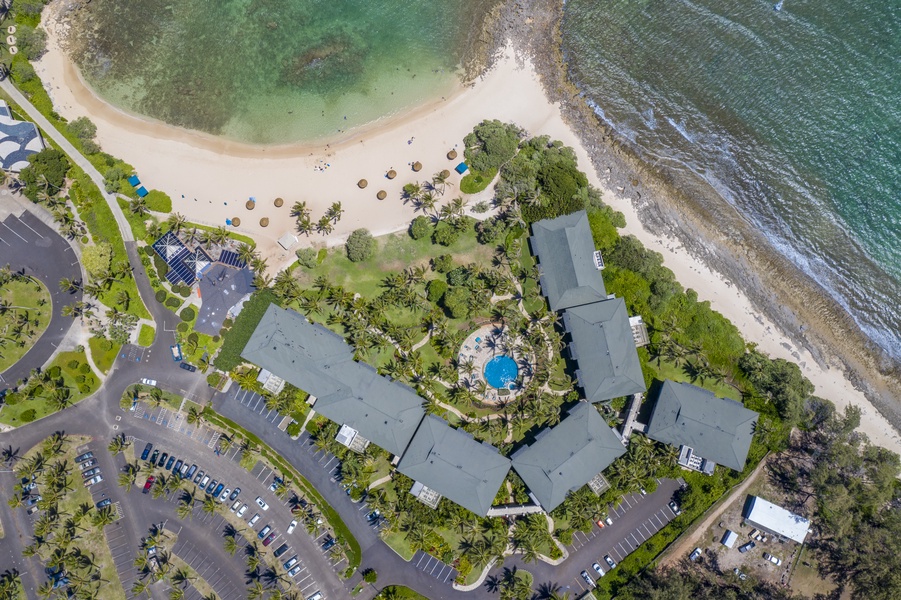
[0,212,82,389]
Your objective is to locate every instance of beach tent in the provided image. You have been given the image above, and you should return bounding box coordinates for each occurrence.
[455,162,469,175]
[128,175,141,187]
[136,186,149,197]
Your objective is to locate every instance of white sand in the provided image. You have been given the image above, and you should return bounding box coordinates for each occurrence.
[34,9,901,456]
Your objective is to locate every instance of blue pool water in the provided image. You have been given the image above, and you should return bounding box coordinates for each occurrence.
[484,356,518,390]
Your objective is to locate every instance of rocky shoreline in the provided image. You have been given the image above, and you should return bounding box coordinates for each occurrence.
[485,0,901,430]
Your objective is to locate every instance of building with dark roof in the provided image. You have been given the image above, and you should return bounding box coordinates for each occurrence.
[0,100,45,172]
[195,266,255,336]
[563,298,646,403]
[397,415,511,516]
[529,211,607,312]
[646,380,758,473]
[511,402,626,511]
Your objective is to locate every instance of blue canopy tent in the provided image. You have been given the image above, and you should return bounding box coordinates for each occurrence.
[127,175,141,187]
[136,186,149,198]
[455,162,469,175]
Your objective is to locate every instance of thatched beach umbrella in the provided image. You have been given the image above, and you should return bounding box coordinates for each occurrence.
[231,217,241,227]
[447,149,457,160]
[245,200,255,210]
[440,169,451,179]
[387,169,397,180]
[260,217,269,227]
[412,161,422,172]
[358,179,368,189]
[274,197,284,208]
[376,190,387,201]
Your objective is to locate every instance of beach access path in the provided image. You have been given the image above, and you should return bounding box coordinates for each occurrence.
[0,79,134,242]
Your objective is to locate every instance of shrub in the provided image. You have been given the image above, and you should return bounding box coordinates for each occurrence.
[67,360,80,370]
[17,24,48,61]
[431,254,454,273]
[472,200,491,213]
[177,322,189,333]
[362,569,378,584]
[432,223,461,247]
[187,332,200,344]
[165,297,181,308]
[142,245,155,257]
[82,243,113,276]
[345,228,375,262]
[75,375,85,384]
[4,392,22,406]
[442,286,471,318]
[464,120,523,172]
[79,363,91,374]
[426,279,448,304]
[409,215,432,240]
[79,384,91,394]
[153,255,169,278]
[317,248,328,264]
[446,266,470,287]
[212,335,221,343]
[19,148,69,202]
[295,247,318,269]
[286,423,301,437]
[155,290,167,303]
[19,409,37,423]
[47,366,61,379]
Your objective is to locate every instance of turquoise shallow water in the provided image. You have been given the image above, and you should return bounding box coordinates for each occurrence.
[71,0,485,143]
[562,0,901,359]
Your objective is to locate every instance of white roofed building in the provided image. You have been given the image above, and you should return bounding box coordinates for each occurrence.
[743,495,810,544]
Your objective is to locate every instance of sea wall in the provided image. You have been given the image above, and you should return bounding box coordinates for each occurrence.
[486,0,901,426]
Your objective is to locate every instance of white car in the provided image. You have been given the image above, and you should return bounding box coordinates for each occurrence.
[287,519,297,535]
[230,500,241,512]
[140,378,157,386]
[199,475,210,488]
[249,513,261,526]
[763,553,783,566]
[592,562,605,577]
[83,475,103,487]
[288,565,301,577]
[219,488,231,502]
[236,504,248,517]
[256,496,269,511]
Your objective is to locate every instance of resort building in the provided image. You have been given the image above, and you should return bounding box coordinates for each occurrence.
[742,495,810,544]
[511,402,626,512]
[397,415,511,516]
[0,100,45,172]
[645,380,758,474]
[563,298,647,403]
[529,211,608,312]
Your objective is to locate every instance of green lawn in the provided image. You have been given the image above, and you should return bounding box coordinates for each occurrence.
[0,276,51,373]
[460,167,497,194]
[188,221,256,246]
[0,350,100,426]
[137,324,155,346]
[649,357,742,401]
[88,336,122,374]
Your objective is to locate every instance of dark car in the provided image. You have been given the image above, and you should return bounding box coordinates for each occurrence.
[179,362,197,372]
[193,470,205,484]
[322,537,336,550]
[206,479,218,494]
[75,452,94,463]
[185,464,198,479]
[95,498,112,509]
[212,483,225,498]
[157,452,169,467]
[149,449,160,464]
[143,476,155,494]
[81,468,101,479]
[229,487,241,502]
[165,456,176,470]
[739,541,756,553]
[140,443,153,461]
[273,543,290,558]
[24,495,42,507]
[263,532,277,547]
[173,459,183,473]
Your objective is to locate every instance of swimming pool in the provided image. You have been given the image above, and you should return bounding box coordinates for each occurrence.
[484,355,518,389]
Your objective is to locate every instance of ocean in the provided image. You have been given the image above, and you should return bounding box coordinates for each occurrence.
[68,0,487,143]
[561,0,901,360]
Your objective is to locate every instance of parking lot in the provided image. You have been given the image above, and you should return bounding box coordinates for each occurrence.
[412,551,459,584]
[233,388,286,427]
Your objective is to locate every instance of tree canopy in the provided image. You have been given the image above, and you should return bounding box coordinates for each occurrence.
[346,228,376,262]
[19,148,69,200]
[463,119,524,172]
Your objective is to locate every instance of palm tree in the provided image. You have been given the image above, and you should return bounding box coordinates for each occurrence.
[326,201,344,223]
[108,433,129,456]
[115,289,130,310]
[130,197,148,216]
[290,201,310,219]
[167,213,187,233]
[92,506,116,528]
[222,535,239,556]
[201,495,218,515]
[237,243,258,265]
[186,406,203,425]
[131,579,151,598]
[315,216,333,235]
[170,567,193,588]
[58,277,80,293]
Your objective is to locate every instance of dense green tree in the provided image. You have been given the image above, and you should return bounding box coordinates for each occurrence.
[19,148,69,200]
[463,120,524,172]
[409,215,432,240]
[345,228,375,262]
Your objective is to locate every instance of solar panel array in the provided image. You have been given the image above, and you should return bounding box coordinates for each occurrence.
[218,250,247,269]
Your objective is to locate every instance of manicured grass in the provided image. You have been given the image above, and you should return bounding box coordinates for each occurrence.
[214,289,280,371]
[137,324,156,346]
[0,276,51,373]
[376,587,430,600]
[382,530,416,561]
[88,336,122,374]
[188,221,256,247]
[459,167,497,194]
[650,357,742,401]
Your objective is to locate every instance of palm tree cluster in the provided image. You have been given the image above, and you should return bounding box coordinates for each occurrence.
[290,200,344,236]
[510,514,555,564]
[19,173,88,240]
[401,171,458,217]
[3,364,75,411]
[486,566,534,600]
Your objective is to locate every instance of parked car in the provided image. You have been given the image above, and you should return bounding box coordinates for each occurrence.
[739,541,756,553]
[24,495,42,507]
[580,571,595,587]
[256,496,269,511]
[170,344,183,362]
[79,460,97,470]
[263,532,277,547]
[179,362,197,372]
[165,456,176,470]
[173,459,184,474]
[689,548,702,562]
[140,378,157,386]
[157,452,169,467]
[288,565,301,577]
[212,483,225,498]
[75,452,94,463]
[140,443,153,461]
[205,480,218,494]
[283,556,298,570]
[23,481,37,492]
[143,476,155,494]
[81,468,101,479]
[249,513,261,526]
[322,537,336,550]
[230,501,241,512]
[84,475,103,487]
[604,516,613,526]
[307,592,323,600]
[257,525,272,540]
[229,488,241,501]
[185,464,197,479]
[179,463,190,477]
[733,568,748,581]
[95,498,112,509]
[194,470,205,484]
[763,553,783,566]
[199,475,210,488]
[367,510,380,524]
[668,500,682,515]
[219,488,232,502]
[604,555,617,569]
[287,520,297,534]
[592,562,605,577]
[596,519,605,528]
[273,543,289,558]
[269,477,282,492]
[149,450,159,464]
[237,504,249,517]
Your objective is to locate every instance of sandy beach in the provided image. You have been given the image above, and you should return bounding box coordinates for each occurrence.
[33,2,901,456]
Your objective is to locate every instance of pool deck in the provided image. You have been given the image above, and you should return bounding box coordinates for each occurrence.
[457,323,527,404]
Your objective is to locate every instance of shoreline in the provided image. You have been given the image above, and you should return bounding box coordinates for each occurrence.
[33,1,901,453]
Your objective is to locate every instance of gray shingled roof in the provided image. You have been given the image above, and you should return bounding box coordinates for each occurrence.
[512,402,625,511]
[529,210,607,312]
[240,304,355,400]
[646,380,758,471]
[563,298,646,402]
[397,415,511,516]
[314,364,425,457]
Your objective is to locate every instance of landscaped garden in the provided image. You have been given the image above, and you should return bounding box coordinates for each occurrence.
[0,266,51,373]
